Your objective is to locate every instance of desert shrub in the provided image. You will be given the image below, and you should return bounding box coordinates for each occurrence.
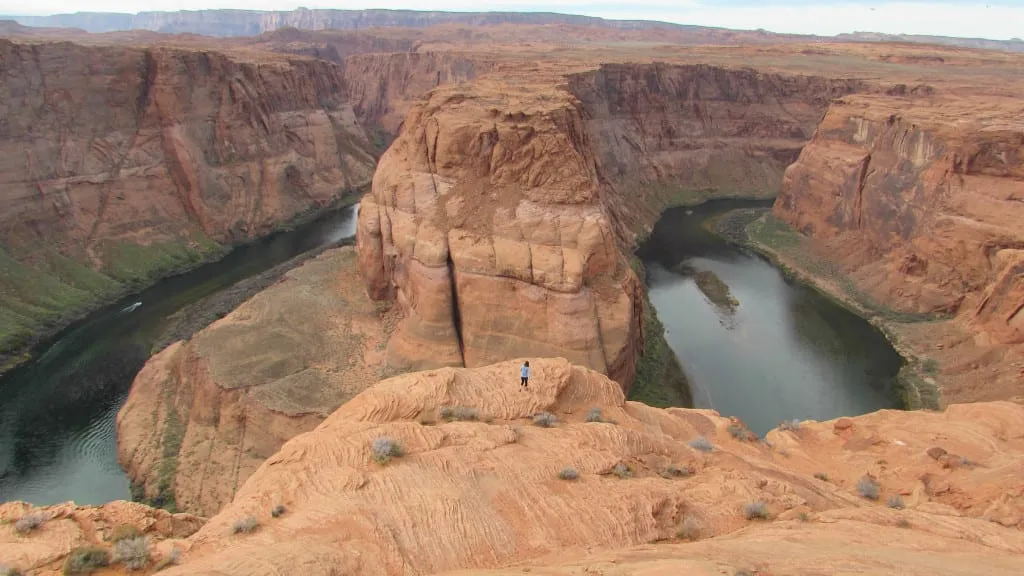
[371,437,404,464]
[798,512,810,522]
[735,571,755,576]
[62,546,109,575]
[857,476,880,500]
[813,472,829,481]
[271,504,287,518]
[688,436,713,452]
[532,412,557,427]
[440,405,479,421]
[897,518,911,528]
[14,512,46,534]
[612,463,633,479]
[676,515,701,540]
[455,406,479,421]
[887,495,905,510]
[744,501,770,520]
[779,418,801,431]
[661,465,692,478]
[557,467,580,481]
[232,516,259,535]
[108,524,142,543]
[1,564,23,576]
[153,548,181,572]
[113,536,150,571]
[727,424,756,442]
[585,407,603,423]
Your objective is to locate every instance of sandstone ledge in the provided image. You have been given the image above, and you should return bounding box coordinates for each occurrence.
[116,246,400,516]
[66,359,1024,574]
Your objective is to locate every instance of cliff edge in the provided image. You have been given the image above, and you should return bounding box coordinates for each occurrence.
[7,359,1024,574]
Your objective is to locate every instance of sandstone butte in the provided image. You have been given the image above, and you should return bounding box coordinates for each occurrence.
[4,359,1024,575]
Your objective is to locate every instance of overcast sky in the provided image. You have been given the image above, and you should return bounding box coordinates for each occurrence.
[4,1,1023,41]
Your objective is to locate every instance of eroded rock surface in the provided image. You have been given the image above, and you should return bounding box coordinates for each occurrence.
[0,38,375,356]
[0,500,202,574]
[116,247,398,516]
[14,358,1024,575]
[774,94,1024,402]
[568,63,863,235]
[356,79,643,386]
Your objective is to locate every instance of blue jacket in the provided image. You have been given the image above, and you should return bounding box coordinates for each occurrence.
[520,365,530,378]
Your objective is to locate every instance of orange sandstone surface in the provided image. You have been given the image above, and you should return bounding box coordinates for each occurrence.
[6,358,1024,575]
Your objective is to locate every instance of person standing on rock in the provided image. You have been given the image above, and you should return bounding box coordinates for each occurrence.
[520,361,530,389]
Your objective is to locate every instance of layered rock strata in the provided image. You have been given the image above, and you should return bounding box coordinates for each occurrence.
[0,38,376,358]
[774,94,1024,402]
[12,358,1024,575]
[356,78,643,386]
[116,247,398,516]
[568,63,863,235]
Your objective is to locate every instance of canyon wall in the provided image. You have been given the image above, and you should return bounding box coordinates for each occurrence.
[566,63,863,235]
[0,39,375,358]
[11,10,731,36]
[774,94,1024,402]
[342,52,496,134]
[356,78,643,387]
[776,95,1023,322]
[12,358,1024,575]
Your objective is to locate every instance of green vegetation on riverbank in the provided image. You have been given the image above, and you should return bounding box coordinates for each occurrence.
[628,258,693,408]
[0,188,366,377]
[0,233,226,375]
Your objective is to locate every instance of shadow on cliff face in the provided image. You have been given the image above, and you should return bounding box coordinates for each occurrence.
[564,63,864,235]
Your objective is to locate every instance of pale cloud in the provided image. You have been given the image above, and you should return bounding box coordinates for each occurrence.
[3,1,1021,41]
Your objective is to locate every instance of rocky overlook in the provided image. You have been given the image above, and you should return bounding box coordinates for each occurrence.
[5,359,1024,574]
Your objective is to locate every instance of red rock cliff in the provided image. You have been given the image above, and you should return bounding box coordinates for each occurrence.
[356,77,643,387]
[567,63,863,235]
[775,95,1024,336]
[773,94,1024,403]
[356,63,867,390]
[0,38,376,354]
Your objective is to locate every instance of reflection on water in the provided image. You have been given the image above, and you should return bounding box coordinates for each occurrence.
[638,200,902,435]
[0,204,359,506]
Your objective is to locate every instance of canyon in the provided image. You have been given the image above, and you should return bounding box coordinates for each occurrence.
[773,92,1024,404]
[1,14,1023,575]
[0,37,377,366]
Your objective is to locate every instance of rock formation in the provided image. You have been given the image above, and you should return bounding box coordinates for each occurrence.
[0,500,202,573]
[9,358,1024,574]
[354,62,868,386]
[356,78,644,386]
[0,38,376,360]
[567,63,863,235]
[116,247,399,516]
[774,94,1024,403]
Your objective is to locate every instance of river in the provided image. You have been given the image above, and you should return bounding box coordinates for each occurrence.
[638,199,902,436]
[0,205,359,506]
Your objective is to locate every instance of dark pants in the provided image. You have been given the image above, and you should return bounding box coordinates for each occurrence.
[521,377,528,386]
